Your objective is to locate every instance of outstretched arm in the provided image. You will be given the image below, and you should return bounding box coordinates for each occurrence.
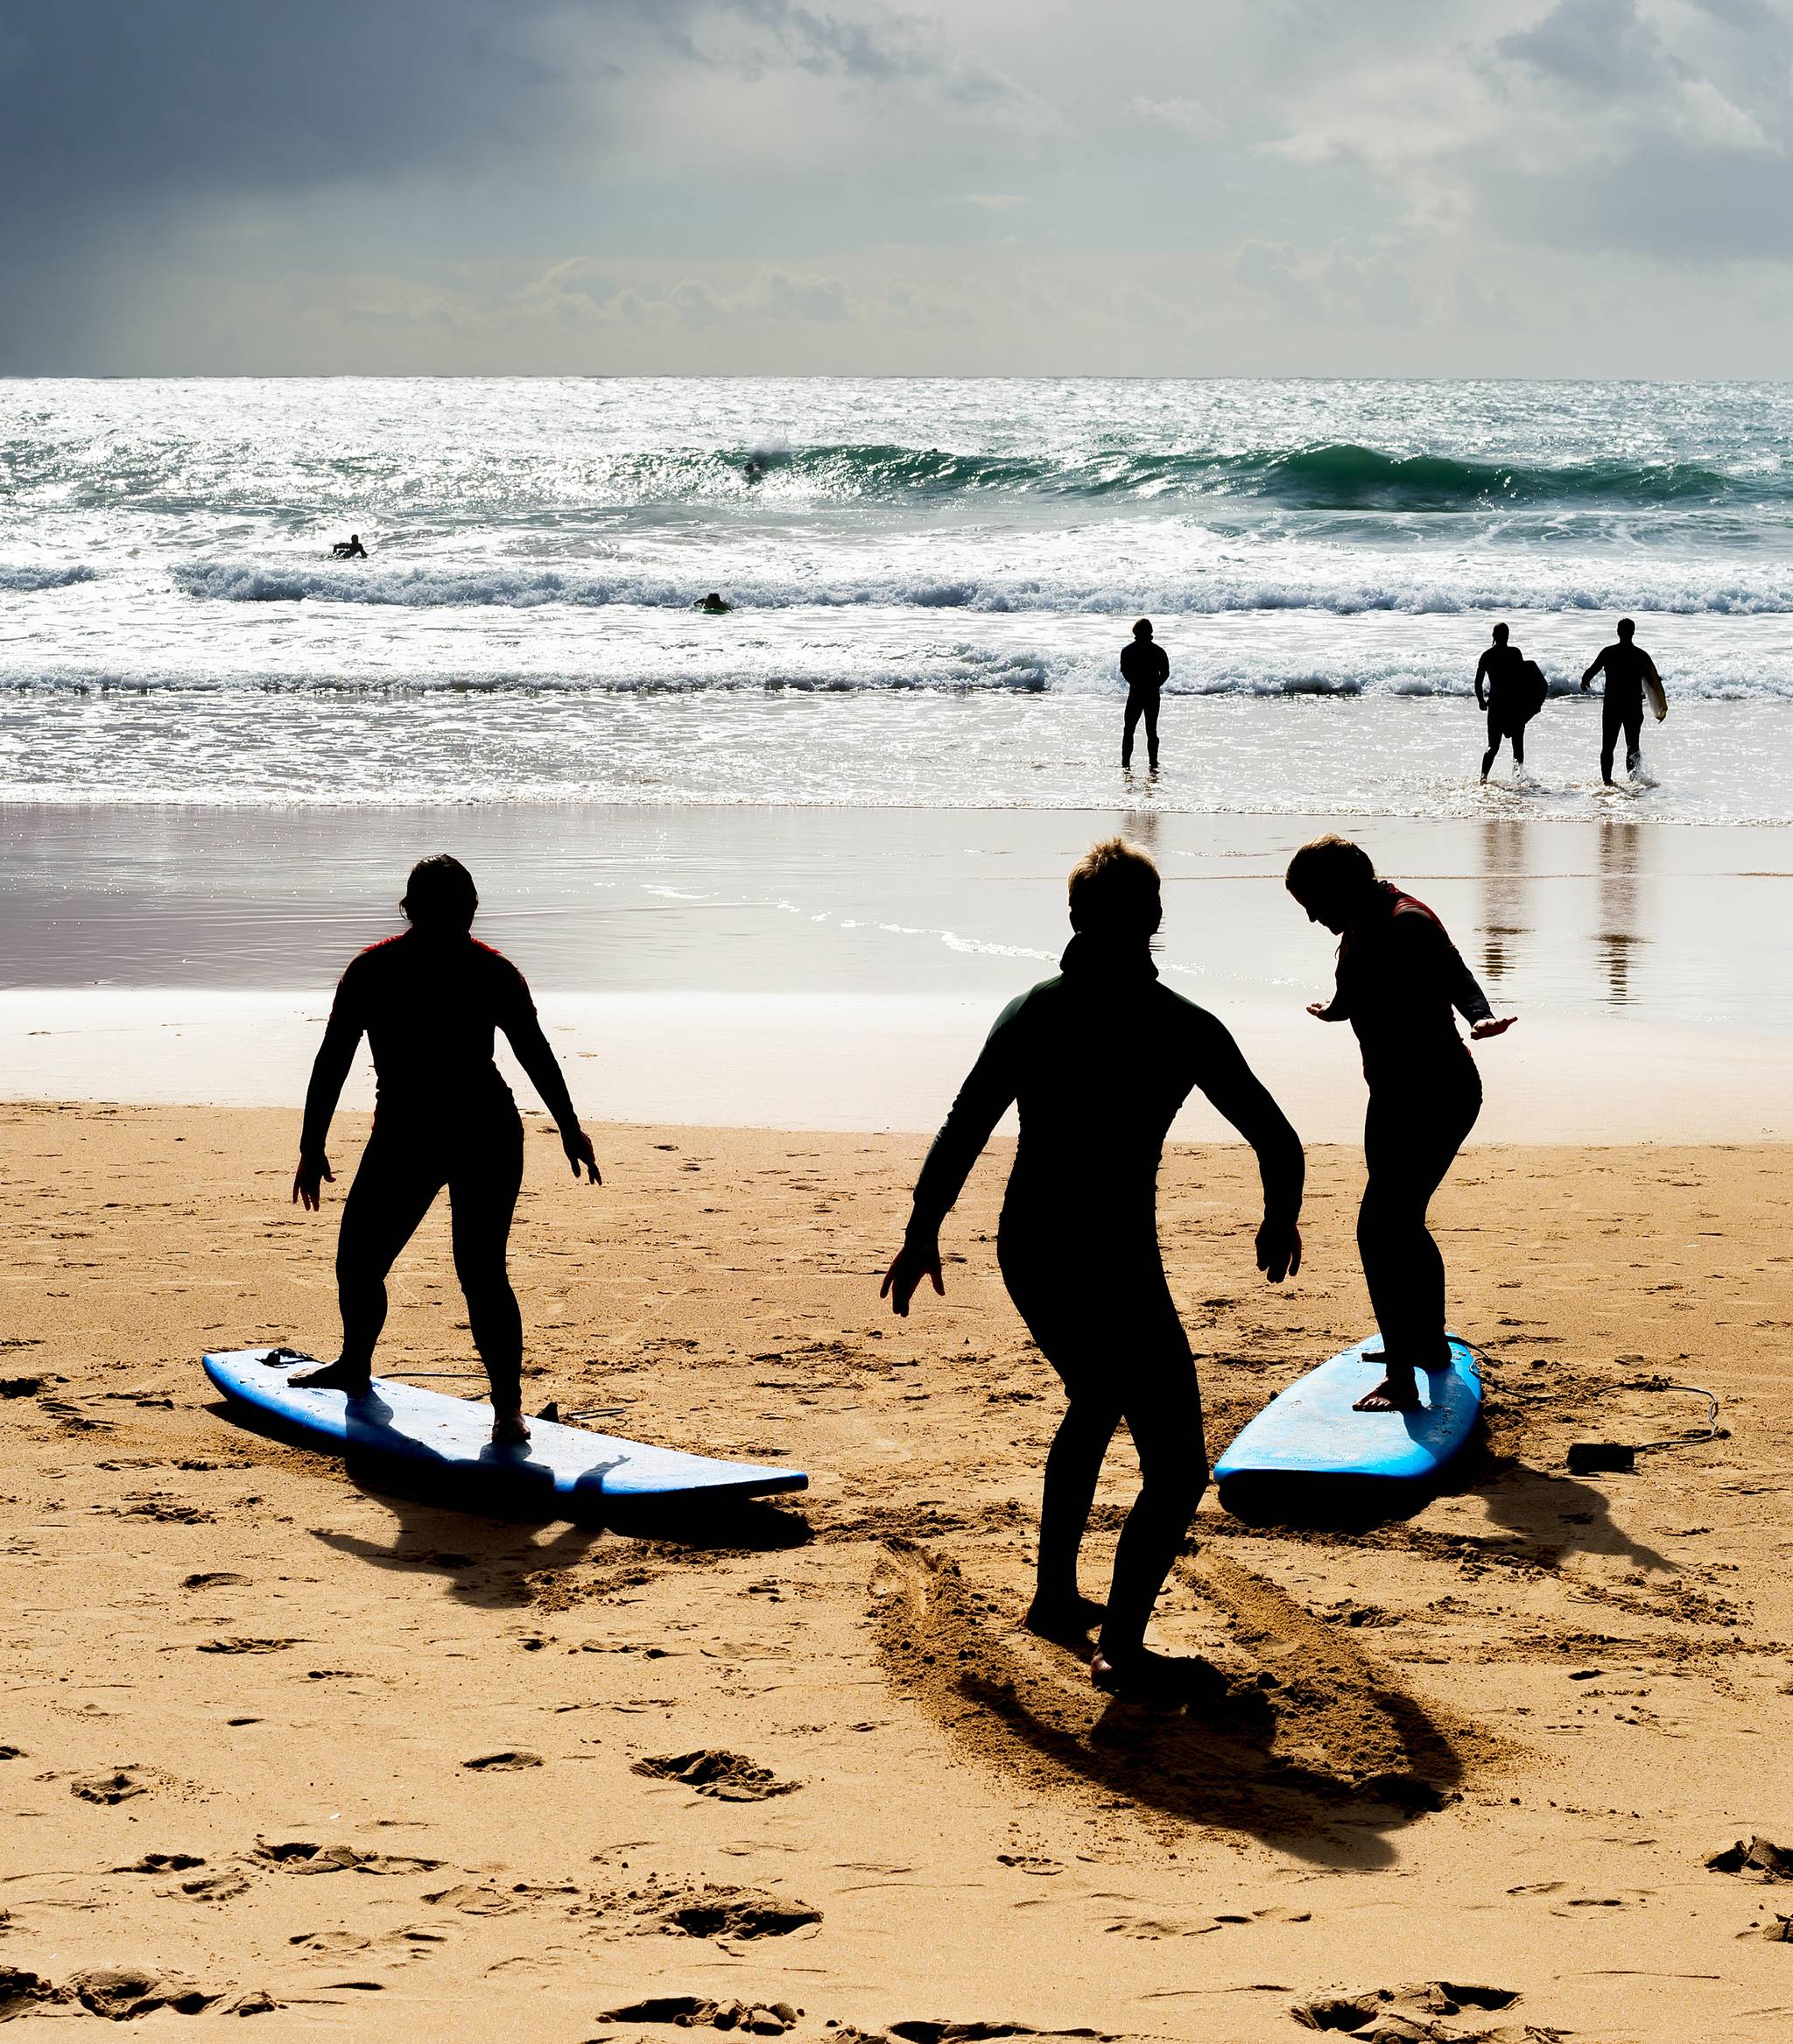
[1189,1015,1304,1282]
[1397,910,1515,1041]
[294,976,363,1209]
[502,1001,601,1184]
[1580,647,1607,691]
[882,1001,1023,1315]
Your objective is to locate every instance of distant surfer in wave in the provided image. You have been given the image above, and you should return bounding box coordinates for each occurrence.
[1120,618,1169,774]
[1474,622,1539,783]
[695,592,732,614]
[331,534,368,559]
[1287,835,1513,1415]
[1580,617,1663,787]
[882,839,1304,1703]
[290,855,600,1446]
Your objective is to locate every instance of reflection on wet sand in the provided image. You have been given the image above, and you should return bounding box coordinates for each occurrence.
[1477,816,1530,992]
[1597,818,1648,1007]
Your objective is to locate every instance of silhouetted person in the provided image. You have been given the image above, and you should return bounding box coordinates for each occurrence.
[1119,617,1169,773]
[1475,622,1527,783]
[1581,617,1660,786]
[696,592,731,614]
[290,855,600,1446]
[882,839,1303,1703]
[332,534,368,559]
[1287,835,1513,1415]
[743,458,765,484]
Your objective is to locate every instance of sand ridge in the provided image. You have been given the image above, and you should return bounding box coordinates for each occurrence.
[3,1104,1792,2040]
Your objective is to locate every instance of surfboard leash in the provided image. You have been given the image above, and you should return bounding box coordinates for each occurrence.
[1460,1334,1726,1474]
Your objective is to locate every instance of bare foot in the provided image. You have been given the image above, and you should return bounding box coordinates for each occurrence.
[1024,1591,1106,1647]
[490,1412,531,1447]
[1354,1369,1420,1413]
[1091,1647,1229,1708]
[289,1359,372,1397]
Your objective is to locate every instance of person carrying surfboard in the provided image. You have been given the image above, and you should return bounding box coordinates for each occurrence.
[1474,622,1545,783]
[881,838,1304,1704]
[1580,617,1663,787]
[288,854,600,1447]
[1286,835,1513,1416]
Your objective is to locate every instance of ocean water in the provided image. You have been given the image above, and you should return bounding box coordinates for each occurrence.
[5,376,1793,819]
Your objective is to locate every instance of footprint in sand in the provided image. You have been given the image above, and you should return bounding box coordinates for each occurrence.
[195,1637,301,1654]
[596,1997,802,2034]
[181,1571,248,1590]
[68,1768,147,1805]
[610,1879,820,1941]
[461,1751,544,1771]
[256,1840,443,1876]
[290,1927,447,1963]
[1291,1981,1520,2036]
[115,1852,205,1872]
[631,1750,798,1801]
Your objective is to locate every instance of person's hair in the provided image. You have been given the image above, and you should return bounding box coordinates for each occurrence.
[1492,622,1508,641]
[1132,617,1152,636]
[1285,832,1378,911]
[1067,837,1161,938]
[402,853,478,932]
[1617,616,1635,636]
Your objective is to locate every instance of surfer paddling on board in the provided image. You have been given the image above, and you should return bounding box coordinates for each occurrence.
[331,534,368,559]
[1580,617,1663,787]
[881,839,1304,1704]
[290,855,600,1447]
[1285,835,1513,1415]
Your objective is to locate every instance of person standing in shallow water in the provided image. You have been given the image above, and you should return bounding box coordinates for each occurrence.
[1581,616,1661,786]
[882,839,1304,1703]
[1285,835,1513,1415]
[1120,617,1169,773]
[290,855,600,1446]
[1475,622,1527,783]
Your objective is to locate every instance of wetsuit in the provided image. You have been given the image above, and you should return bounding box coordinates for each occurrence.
[1475,642,1527,772]
[1319,888,1491,1366]
[300,931,579,1410]
[1120,638,1170,770]
[903,935,1303,1653]
[1581,640,1659,782]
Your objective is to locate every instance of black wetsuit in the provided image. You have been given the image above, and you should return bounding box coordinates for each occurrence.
[904,936,1302,1652]
[300,931,577,1410]
[1120,638,1169,770]
[1475,642,1527,770]
[1581,640,1658,782]
[1320,889,1491,1366]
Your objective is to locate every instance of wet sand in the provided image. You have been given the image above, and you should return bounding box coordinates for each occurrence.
[4,1101,1791,2041]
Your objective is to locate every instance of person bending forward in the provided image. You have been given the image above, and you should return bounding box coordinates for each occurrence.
[882,839,1304,1703]
[1285,835,1513,1414]
[290,855,600,1444]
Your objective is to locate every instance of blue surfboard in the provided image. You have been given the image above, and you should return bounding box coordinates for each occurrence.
[1213,1335,1481,1528]
[203,1348,806,1515]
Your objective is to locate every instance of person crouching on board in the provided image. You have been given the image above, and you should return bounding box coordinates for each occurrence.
[1285,835,1513,1415]
[289,855,600,1445]
[881,839,1304,1704]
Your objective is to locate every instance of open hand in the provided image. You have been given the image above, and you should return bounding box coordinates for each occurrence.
[562,1125,601,1184]
[292,1153,334,1211]
[1306,1001,1333,1022]
[1470,1015,1516,1040]
[881,1241,943,1317]
[1256,1219,1302,1284]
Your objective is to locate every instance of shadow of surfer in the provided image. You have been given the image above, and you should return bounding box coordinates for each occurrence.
[1475,1455,1675,1575]
[288,854,601,1448]
[881,838,1304,1706]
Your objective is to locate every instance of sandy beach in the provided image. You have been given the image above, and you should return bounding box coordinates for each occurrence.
[4,1100,1791,2041]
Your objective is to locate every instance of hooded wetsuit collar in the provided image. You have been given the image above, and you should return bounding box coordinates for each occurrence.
[1059,931,1159,981]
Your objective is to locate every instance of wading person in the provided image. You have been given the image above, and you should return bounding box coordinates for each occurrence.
[1285,835,1513,1415]
[290,855,600,1446]
[1120,617,1169,773]
[1475,622,1528,783]
[1580,617,1662,787]
[881,839,1303,1703]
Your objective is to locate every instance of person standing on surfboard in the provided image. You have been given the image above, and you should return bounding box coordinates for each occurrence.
[289,855,600,1447]
[1580,617,1663,787]
[881,839,1304,1704]
[1285,835,1513,1415]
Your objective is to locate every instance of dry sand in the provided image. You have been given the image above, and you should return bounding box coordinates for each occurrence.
[4,1102,1792,2040]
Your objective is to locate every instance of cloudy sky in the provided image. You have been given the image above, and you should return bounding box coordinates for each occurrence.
[4,0,1790,376]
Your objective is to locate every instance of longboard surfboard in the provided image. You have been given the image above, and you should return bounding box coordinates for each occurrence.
[202,1348,806,1510]
[1213,1335,1481,1527]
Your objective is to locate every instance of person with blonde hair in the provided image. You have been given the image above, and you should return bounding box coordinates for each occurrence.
[882,838,1303,1703]
[1285,834,1513,1414]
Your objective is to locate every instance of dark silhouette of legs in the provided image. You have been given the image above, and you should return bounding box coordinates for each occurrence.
[447,1120,525,1415]
[1122,692,1160,771]
[1601,696,1644,783]
[1354,1071,1480,1408]
[334,1127,445,1380]
[1483,709,1526,782]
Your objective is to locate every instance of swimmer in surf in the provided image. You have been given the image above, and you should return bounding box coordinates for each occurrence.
[695,592,732,614]
[290,855,600,1446]
[1286,835,1513,1415]
[332,535,368,559]
[882,839,1304,1703]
